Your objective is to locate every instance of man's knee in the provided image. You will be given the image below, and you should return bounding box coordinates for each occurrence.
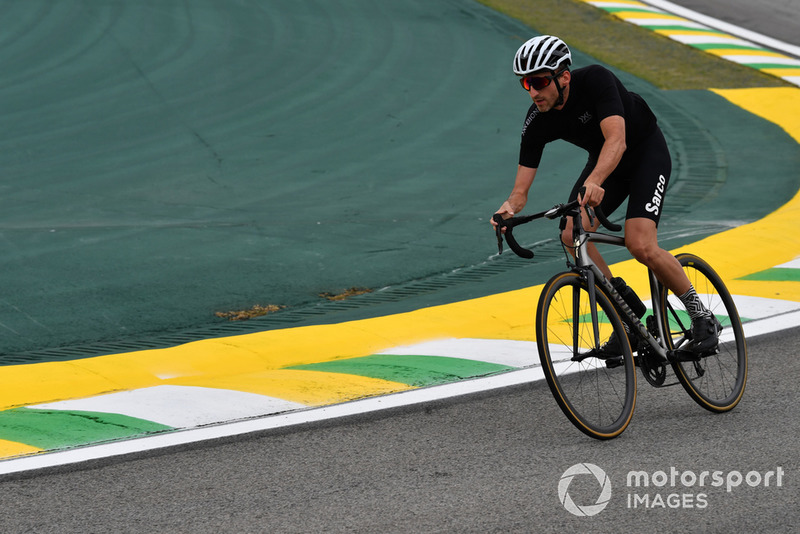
[624,218,660,265]
[560,217,573,246]
[627,239,659,265]
[560,227,571,246]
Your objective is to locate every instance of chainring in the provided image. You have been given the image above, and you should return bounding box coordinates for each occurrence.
[639,345,667,386]
[640,315,668,386]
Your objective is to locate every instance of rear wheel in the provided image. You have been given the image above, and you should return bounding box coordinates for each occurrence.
[536,271,637,439]
[660,254,747,412]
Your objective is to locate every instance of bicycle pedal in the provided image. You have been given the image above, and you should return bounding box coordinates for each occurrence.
[605,356,625,369]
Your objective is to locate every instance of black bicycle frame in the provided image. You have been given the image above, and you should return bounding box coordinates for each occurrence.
[571,224,671,363]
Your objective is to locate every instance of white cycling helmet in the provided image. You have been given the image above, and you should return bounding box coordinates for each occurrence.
[513,35,572,75]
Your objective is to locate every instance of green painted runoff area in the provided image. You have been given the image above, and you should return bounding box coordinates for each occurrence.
[0,0,798,360]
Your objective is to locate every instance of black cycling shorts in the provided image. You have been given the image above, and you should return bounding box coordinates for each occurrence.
[569,128,672,226]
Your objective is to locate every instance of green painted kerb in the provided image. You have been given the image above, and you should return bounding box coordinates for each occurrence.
[288,354,514,387]
[0,408,172,450]
[737,268,800,282]
[576,308,746,327]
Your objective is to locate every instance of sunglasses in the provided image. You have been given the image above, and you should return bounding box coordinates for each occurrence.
[519,73,558,91]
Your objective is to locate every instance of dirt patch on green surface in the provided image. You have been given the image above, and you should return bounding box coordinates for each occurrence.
[215,305,285,322]
[319,288,373,301]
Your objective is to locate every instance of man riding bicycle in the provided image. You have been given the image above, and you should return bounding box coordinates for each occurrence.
[491,35,720,354]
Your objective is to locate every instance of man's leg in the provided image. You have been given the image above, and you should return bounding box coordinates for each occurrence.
[624,218,689,294]
[625,217,720,351]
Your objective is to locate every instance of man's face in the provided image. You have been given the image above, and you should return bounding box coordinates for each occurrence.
[521,70,569,112]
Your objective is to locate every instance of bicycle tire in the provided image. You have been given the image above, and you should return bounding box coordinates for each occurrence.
[536,271,637,439]
[659,253,747,412]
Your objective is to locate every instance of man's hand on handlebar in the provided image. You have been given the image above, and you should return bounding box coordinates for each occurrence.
[491,186,622,259]
[578,182,605,208]
[491,201,516,231]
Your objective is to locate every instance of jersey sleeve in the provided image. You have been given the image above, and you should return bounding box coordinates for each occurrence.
[589,66,625,121]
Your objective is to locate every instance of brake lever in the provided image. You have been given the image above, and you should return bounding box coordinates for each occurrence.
[587,206,596,228]
[492,213,535,259]
[492,213,507,254]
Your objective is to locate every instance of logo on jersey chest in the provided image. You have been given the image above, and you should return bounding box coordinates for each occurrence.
[578,111,593,124]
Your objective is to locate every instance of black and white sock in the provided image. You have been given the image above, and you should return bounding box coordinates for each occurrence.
[678,285,713,321]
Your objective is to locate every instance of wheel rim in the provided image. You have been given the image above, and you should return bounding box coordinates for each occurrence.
[663,256,747,409]
[538,274,636,437]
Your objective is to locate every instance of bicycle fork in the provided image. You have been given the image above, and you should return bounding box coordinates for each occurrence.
[581,268,603,352]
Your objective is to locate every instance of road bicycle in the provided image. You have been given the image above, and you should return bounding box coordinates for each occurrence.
[493,196,747,439]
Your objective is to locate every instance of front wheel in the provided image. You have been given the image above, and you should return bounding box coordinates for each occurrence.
[659,253,747,412]
[536,271,637,439]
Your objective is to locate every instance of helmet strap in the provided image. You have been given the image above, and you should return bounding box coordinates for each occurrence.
[555,82,565,107]
[553,69,567,107]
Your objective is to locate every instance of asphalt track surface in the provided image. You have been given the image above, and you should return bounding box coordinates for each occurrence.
[1,0,799,532]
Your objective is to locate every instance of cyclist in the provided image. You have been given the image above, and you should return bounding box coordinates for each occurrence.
[491,35,720,354]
